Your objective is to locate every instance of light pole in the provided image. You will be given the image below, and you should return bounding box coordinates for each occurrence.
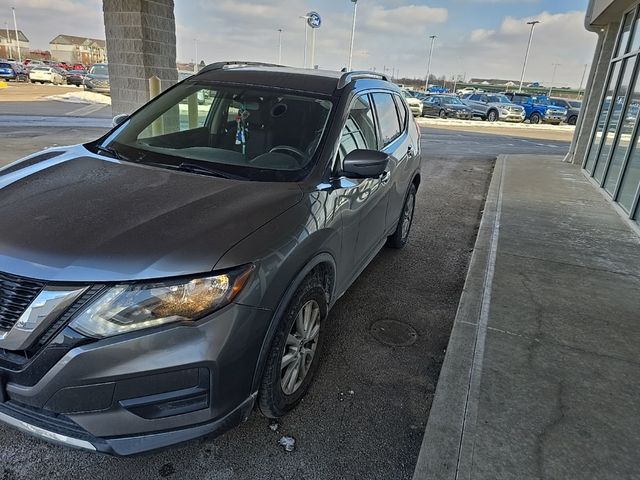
[4,22,12,59]
[518,20,540,92]
[578,63,589,99]
[277,28,283,64]
[310,26,316,69]
[425,35,437,92]
[12,7,21,63]
[347,0,358,71]
[299,16,309,68]
[194,38,198,73]
[548,63,561,96]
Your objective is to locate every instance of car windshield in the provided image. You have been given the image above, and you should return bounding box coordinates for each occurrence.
[90,64,109,75]
[32,67,48,72]
[569,100,582,108]
[487,95,511,104]
[101,82,334,182]
[442,96,463,105]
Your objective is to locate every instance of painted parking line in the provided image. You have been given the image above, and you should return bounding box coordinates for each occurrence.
[65,104,107,117]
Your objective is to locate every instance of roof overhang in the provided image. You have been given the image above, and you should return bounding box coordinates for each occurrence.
[586,0,634,28]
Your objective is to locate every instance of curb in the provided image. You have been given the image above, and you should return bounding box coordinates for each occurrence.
[412,155,506,480]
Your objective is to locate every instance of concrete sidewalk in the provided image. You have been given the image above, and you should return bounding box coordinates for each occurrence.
[414,155,640,479]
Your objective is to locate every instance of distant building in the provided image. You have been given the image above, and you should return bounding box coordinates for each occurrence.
[469,78,520,86]
[0,28,29,60]
[49,34,106,64]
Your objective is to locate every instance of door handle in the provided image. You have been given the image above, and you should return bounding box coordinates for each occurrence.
[407,145,415,158]
[380,171,391,185]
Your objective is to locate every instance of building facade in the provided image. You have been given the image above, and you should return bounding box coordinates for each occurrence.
[568,0,640,229]
[0,29,29,60]
[49,35,106,65]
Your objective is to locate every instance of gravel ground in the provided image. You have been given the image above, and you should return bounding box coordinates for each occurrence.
[0,127,495,480]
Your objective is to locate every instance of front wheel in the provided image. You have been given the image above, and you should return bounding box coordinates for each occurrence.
[387,183,417,249]
[487,110,499,122]
[258,273,328,418]
[438,109,447,119]
[530,112,541,124]
[568,116,577,126]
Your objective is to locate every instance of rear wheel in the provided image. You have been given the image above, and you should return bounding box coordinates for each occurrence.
[387,183,417,249]
[530,112,541,124]
[258,273,328,418]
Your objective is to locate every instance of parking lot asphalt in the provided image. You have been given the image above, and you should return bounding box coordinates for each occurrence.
[0,124,569,480]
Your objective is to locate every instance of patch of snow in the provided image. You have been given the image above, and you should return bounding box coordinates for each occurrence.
[416,117,575,132]
[45,91,111,105]
[269,421,279,432]
[278,436,296,452]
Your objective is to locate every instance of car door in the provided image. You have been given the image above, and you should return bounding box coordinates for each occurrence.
[335,93,393,275]
[467,94,484,116]
[423,97,438,117]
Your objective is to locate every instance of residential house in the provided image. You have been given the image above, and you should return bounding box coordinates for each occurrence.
[49,34,106,65]
[0,28,29,60]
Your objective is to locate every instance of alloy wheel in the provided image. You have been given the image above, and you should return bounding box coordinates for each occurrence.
[281,299,321,395]
[402,191,415,240]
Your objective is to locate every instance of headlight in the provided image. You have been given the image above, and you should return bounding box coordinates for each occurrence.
[69,266,253,338]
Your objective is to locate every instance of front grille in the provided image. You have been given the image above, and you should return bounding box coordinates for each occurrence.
[0,272,44,331]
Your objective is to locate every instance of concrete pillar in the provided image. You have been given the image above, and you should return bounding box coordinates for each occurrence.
[566,22,619,165]
[102,0,178,115]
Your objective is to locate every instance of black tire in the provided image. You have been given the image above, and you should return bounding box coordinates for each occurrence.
[387,183,417,249]
[568,115,577,126]
[487,110,499,122]
[438,109,447,119]
[530,112,541,124]
[258,272,328,419]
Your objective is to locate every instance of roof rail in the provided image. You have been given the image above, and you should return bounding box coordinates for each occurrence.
[337,71,389,89]
[198,61,285,74]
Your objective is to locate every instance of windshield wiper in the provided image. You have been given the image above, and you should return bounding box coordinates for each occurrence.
[95,144,127,160]
[177,162,236,179]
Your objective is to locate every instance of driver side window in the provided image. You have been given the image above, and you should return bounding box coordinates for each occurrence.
[339,94,377,161]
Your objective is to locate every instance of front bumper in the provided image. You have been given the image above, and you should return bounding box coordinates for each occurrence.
[543,114,566,124]
[499,111,526,122]
[84,82,110,93]
[0,303,272,455]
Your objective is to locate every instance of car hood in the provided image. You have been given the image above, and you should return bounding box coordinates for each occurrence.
[87,73,109,80]
[443,104,470,111]
[488,102,522,109]
[0,146,303,282]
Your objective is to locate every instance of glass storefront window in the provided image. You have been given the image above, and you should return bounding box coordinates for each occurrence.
[585,61,622,173]
[616,11,634,57]
[630,9,640,52]
[617,145,640,213]
[604,71,640,194]
[594,58,637,182]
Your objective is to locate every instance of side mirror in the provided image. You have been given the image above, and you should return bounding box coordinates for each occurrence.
[112,113,129,128]
[342,149,389,179]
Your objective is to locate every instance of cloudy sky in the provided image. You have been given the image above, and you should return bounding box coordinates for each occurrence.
[6,0,596,87]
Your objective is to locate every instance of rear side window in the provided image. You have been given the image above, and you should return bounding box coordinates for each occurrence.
[0,63,11,68]
[393,94,408,130]
[372,93,401,146]
[470,94,480,101]
[339,94,377,158]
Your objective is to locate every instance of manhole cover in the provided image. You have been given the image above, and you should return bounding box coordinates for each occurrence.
[370,319,418,347]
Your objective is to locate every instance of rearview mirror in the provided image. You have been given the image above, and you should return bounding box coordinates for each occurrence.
[342,149,389,178]
[112,113,129,128]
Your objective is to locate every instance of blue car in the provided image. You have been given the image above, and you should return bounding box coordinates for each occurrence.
[0,62,16,81]
[503,92,567,125]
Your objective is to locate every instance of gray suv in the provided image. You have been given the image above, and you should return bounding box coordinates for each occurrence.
[462,93,526,122]
[0,62,421,455]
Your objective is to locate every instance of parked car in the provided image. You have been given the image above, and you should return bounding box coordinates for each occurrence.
[550,97,581,125]
[423,94,473,119]
[70,63,86,71]
[29,66,64,85]
[0,62,17,81]
[503,92,567,125]
[0,61,421,455]
[9,62,29,82]
[457,87,476,96]
[84,63,110,94]
[462,93,526,122]
[66,69,87,87]
[401,89,424,117]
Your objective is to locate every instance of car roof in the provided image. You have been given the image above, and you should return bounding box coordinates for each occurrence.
[193,62,396,96]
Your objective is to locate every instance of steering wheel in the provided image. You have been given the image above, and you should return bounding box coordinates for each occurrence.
[269,145,308,164]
